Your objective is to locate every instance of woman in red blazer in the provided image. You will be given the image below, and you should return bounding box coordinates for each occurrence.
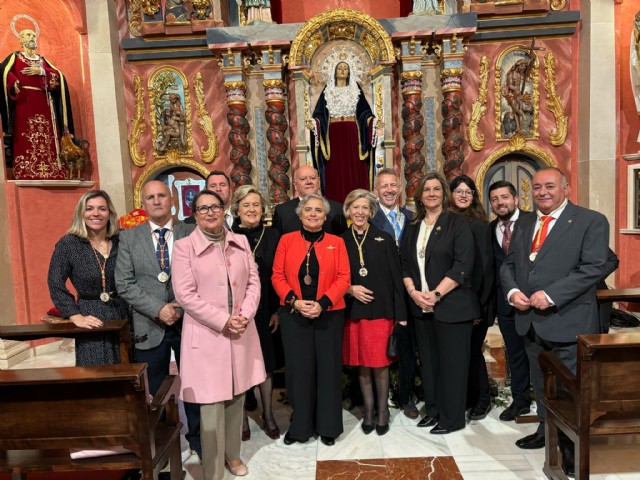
[272,193,350,447]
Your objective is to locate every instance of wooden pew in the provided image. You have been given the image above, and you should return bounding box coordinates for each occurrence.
[0,363,182,480]
[539,332,640,480]
[0,319,132,364]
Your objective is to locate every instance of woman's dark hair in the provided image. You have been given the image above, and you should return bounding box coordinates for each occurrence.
[192,189,224,214]
[412,172,450,224]
[448,174,488,223]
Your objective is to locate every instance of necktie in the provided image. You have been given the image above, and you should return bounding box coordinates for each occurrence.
[531,216,553,254]
[501,220,513,254]
[155,228,170,273]
[388,210,402,245]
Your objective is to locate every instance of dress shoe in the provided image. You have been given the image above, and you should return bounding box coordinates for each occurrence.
[262,420,281,440]
[361,421,375,434]
[430,423,463,435]
[499,402,531,422]
[468,403,492,421]
[515,431,545,449]
[375,423,389,436]
[562,451,575,478]
[402,402,420,419]
[242,428,250,441]
[283,431,297,445]
[320,436,335,446]
[417,415,438,427]
[225,460,248,477]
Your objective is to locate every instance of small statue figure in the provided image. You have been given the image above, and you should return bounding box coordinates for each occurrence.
[157,93,187,153]
[411,0,442,15]
[238,0,274,24]
[501,59,533,135]
[60,132,89,180]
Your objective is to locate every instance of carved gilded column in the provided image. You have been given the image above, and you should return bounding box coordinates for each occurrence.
[401,71,425,201]
[225,81,252,187]
[263,80,290,203]
[440,35,465,180]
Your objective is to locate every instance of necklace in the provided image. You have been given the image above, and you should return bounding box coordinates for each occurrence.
[351,225,369,277]
[90,239,111,258]
[418,223,433,259]
[302,231,324,285]
[90,245,110,302]
[250,226,266,259]
[151,222,173,282]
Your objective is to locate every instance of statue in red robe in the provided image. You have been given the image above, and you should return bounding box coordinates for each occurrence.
[1,29,74,180]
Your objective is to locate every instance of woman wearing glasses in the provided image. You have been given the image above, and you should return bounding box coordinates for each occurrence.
[448,175,495,422]
[271,193,350,447]
[400,172,480,434]
[173,189,266,480]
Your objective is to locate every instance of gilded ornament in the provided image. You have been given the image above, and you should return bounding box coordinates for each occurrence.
[268,46,275,65]
[550,0,566,11]
[409,37,417,56]
[328,22,357,41]
[227,49,235,67]
[375,82,383,123]
[129,75,148,167]
[440,68,463,78]
[191,0,211,20]
[289,8,394,67]
[141,0,160,17]
[401,71,423,80]
[128,0,142,37]
[543,52,568,147]
[468,56,489,152]
[450,34,458,54]
[520,177,532,211]
[193,72,218,164]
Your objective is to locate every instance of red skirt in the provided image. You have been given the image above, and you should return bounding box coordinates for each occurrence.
[342,318,394,368]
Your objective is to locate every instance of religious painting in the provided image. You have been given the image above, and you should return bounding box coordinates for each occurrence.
[148,66,194,158]
[495,45,540,141]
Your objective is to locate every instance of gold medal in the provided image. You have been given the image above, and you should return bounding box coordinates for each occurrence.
[158,271,169,283]
[359,267,368,277]
[100,292,110,303]
[304,274,312,285]
[529,252,537,262]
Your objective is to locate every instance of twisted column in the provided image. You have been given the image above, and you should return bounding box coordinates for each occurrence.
[440,68,465,180]
[401,71,425,201]
[263,80,290,203]
[225,81,252,187]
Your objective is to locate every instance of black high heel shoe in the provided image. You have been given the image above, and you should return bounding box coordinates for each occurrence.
[375,408,390,436]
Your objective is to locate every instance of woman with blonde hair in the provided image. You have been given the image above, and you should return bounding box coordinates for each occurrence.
[48,189,128,366]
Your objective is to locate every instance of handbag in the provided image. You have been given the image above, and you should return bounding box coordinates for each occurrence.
[387,324,399,357]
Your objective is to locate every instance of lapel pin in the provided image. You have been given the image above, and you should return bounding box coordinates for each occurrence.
[436,226,441,231]
[327,245,336,250]
[375,236,384,242]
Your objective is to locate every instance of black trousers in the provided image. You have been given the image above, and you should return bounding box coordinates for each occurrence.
[497,313,530,408]
[280,308,344,441]
[414,315,472,431]
[136,326,201,454]
[396,319,417,406]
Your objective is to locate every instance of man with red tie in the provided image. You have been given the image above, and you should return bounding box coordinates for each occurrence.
[500,167,610,477]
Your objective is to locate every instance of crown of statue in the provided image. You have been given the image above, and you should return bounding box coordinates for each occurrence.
[320,46,366,86]
[10,14,40,39]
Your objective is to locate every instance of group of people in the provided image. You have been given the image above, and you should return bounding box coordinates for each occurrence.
[47,164,616,479]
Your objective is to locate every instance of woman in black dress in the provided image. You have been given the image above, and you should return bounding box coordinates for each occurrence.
[48,189,128,366]
[231,185,282,440]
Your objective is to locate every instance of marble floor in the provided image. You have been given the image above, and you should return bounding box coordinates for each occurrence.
[9,327,640,480]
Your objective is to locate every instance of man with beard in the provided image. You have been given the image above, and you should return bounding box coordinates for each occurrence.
[1,29,74,179]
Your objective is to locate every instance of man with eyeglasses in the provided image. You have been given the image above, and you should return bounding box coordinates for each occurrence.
[115,180,201,460]
[186,170,234,229]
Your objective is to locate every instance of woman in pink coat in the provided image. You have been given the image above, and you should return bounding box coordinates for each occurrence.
[173,189,266,480]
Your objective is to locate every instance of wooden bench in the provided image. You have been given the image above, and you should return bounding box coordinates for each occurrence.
[539,332,640,480]
[0,319,132,364]
[0,363,182,480]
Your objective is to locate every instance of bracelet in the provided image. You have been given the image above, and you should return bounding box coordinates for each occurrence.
[288,295,298,314]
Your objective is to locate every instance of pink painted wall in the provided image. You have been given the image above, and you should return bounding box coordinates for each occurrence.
[277,0,408,24]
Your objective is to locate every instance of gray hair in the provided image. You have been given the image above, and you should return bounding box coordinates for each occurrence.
[343,189,378,219]
[229,184,269,219]
[295,193,330,217]
[68,190,119,239]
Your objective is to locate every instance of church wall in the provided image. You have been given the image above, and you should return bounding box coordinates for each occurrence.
[278,1,404,24]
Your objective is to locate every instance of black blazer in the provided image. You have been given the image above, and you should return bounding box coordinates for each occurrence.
[400,211,480,322]
[370,206,414,246]
[271,197,348,235]
[341,225,407,321]
[490,209,533,317]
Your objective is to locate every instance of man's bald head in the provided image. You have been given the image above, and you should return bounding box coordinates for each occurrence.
[141,180,172,225]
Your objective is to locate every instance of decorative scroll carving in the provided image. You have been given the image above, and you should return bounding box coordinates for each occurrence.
[193,72,218,163]
[128,0,143,37]
[467,56,489,152]
[401,71,425,200]
[191,0,212,20]
[129,75,148,167]
[225,81,252,187]
[328,22,357,41]
[141,0,161,17]
[440,69,464,180]
[543,52,568,147]
[263,80,290,203]
[550,0,566,11]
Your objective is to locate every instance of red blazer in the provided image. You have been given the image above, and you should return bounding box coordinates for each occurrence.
[272,231,350,310]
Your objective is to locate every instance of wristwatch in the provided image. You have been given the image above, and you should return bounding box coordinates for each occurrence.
[434,291,442,302]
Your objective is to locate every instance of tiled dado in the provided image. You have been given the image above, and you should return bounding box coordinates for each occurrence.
[316,456,462,480]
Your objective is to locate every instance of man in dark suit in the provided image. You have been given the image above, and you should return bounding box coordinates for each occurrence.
[271,165,347,235]
[500,168,610,476]
[115,180,201,459]
[488,180,533,422]
[370,168,418,420]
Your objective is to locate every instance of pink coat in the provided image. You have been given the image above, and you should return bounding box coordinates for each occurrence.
[172,228,266,404]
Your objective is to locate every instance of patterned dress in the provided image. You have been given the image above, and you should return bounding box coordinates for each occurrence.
[48,234,129,366]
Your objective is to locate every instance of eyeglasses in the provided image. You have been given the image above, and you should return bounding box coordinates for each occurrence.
[453,189,475,197]
[195,204,224,214]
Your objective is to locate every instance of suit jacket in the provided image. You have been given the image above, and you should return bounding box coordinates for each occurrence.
[491,209,533,317]
[467,217,495,320]
[341,225,407,321]
[400,211,480,322]
[172,228,266,403]
[271,231,351,310]
[370,206,414,246]
[271,197,348,235]
[500,201,609,342]
[115,221,194,350]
